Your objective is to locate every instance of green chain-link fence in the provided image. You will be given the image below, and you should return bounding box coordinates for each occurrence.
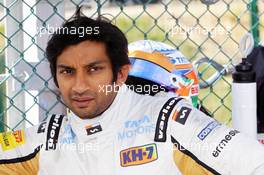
[0,0,263,131]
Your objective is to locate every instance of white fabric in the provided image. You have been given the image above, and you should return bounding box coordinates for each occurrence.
[1,84,264,175]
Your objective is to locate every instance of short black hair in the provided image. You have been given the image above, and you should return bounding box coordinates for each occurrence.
[46,7,130,87]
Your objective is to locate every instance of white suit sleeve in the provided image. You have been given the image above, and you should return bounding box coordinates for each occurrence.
[0,122,46,175]
[168,99,264,175]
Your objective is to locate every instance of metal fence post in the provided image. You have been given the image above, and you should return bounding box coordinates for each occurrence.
[0,54,5,132]
[4,0,25,130]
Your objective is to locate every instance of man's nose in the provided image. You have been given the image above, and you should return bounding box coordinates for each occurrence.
[72,73,89,94]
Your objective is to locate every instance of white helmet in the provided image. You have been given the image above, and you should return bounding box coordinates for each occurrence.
[127,40,199,107]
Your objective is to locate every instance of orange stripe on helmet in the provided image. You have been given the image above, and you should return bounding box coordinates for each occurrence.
[129,50,193,72]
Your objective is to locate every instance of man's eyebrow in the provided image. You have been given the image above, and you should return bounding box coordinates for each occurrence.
[57,65,74,69]
[85,60,107,68]
[56,60,107,69]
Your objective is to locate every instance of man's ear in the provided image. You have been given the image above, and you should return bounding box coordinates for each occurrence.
[116,64,131,86]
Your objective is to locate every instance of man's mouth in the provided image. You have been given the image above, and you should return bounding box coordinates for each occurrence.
[72,97,94,108]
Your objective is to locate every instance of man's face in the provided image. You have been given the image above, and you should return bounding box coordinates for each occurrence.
[56,40,127,119]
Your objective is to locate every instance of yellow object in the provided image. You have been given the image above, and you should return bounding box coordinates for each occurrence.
[0,130,25,151]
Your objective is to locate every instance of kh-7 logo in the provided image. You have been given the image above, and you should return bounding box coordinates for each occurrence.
[120,143,158,167]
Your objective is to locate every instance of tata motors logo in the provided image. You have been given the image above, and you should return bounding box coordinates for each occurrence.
[60,124,76,144]
[120,143,158,167]
[118,115,155,141]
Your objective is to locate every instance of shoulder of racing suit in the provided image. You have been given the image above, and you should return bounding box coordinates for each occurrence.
[0,114,65,175]
[152,96,264,175]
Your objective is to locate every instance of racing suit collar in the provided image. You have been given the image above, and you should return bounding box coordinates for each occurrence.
[68,84,130,141]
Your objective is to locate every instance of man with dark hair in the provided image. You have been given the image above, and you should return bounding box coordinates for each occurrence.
[1,8,264,175]
[45,8,130,120]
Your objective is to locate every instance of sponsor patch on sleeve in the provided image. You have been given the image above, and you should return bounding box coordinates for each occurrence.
[172,106,192,125]
[197,121,220,140]
[0,130,25,151]
[154,97,183,142]
[212,130,239,157]
[46,115,64,150]
[120,143,158,167]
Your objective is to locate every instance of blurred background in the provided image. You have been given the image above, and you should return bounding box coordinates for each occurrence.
[0,0,263,131]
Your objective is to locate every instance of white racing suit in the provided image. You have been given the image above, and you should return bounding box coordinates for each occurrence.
[0,84,264,175]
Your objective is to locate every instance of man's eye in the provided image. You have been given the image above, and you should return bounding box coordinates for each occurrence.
[60,69,73,74]
[89,67,103,72]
